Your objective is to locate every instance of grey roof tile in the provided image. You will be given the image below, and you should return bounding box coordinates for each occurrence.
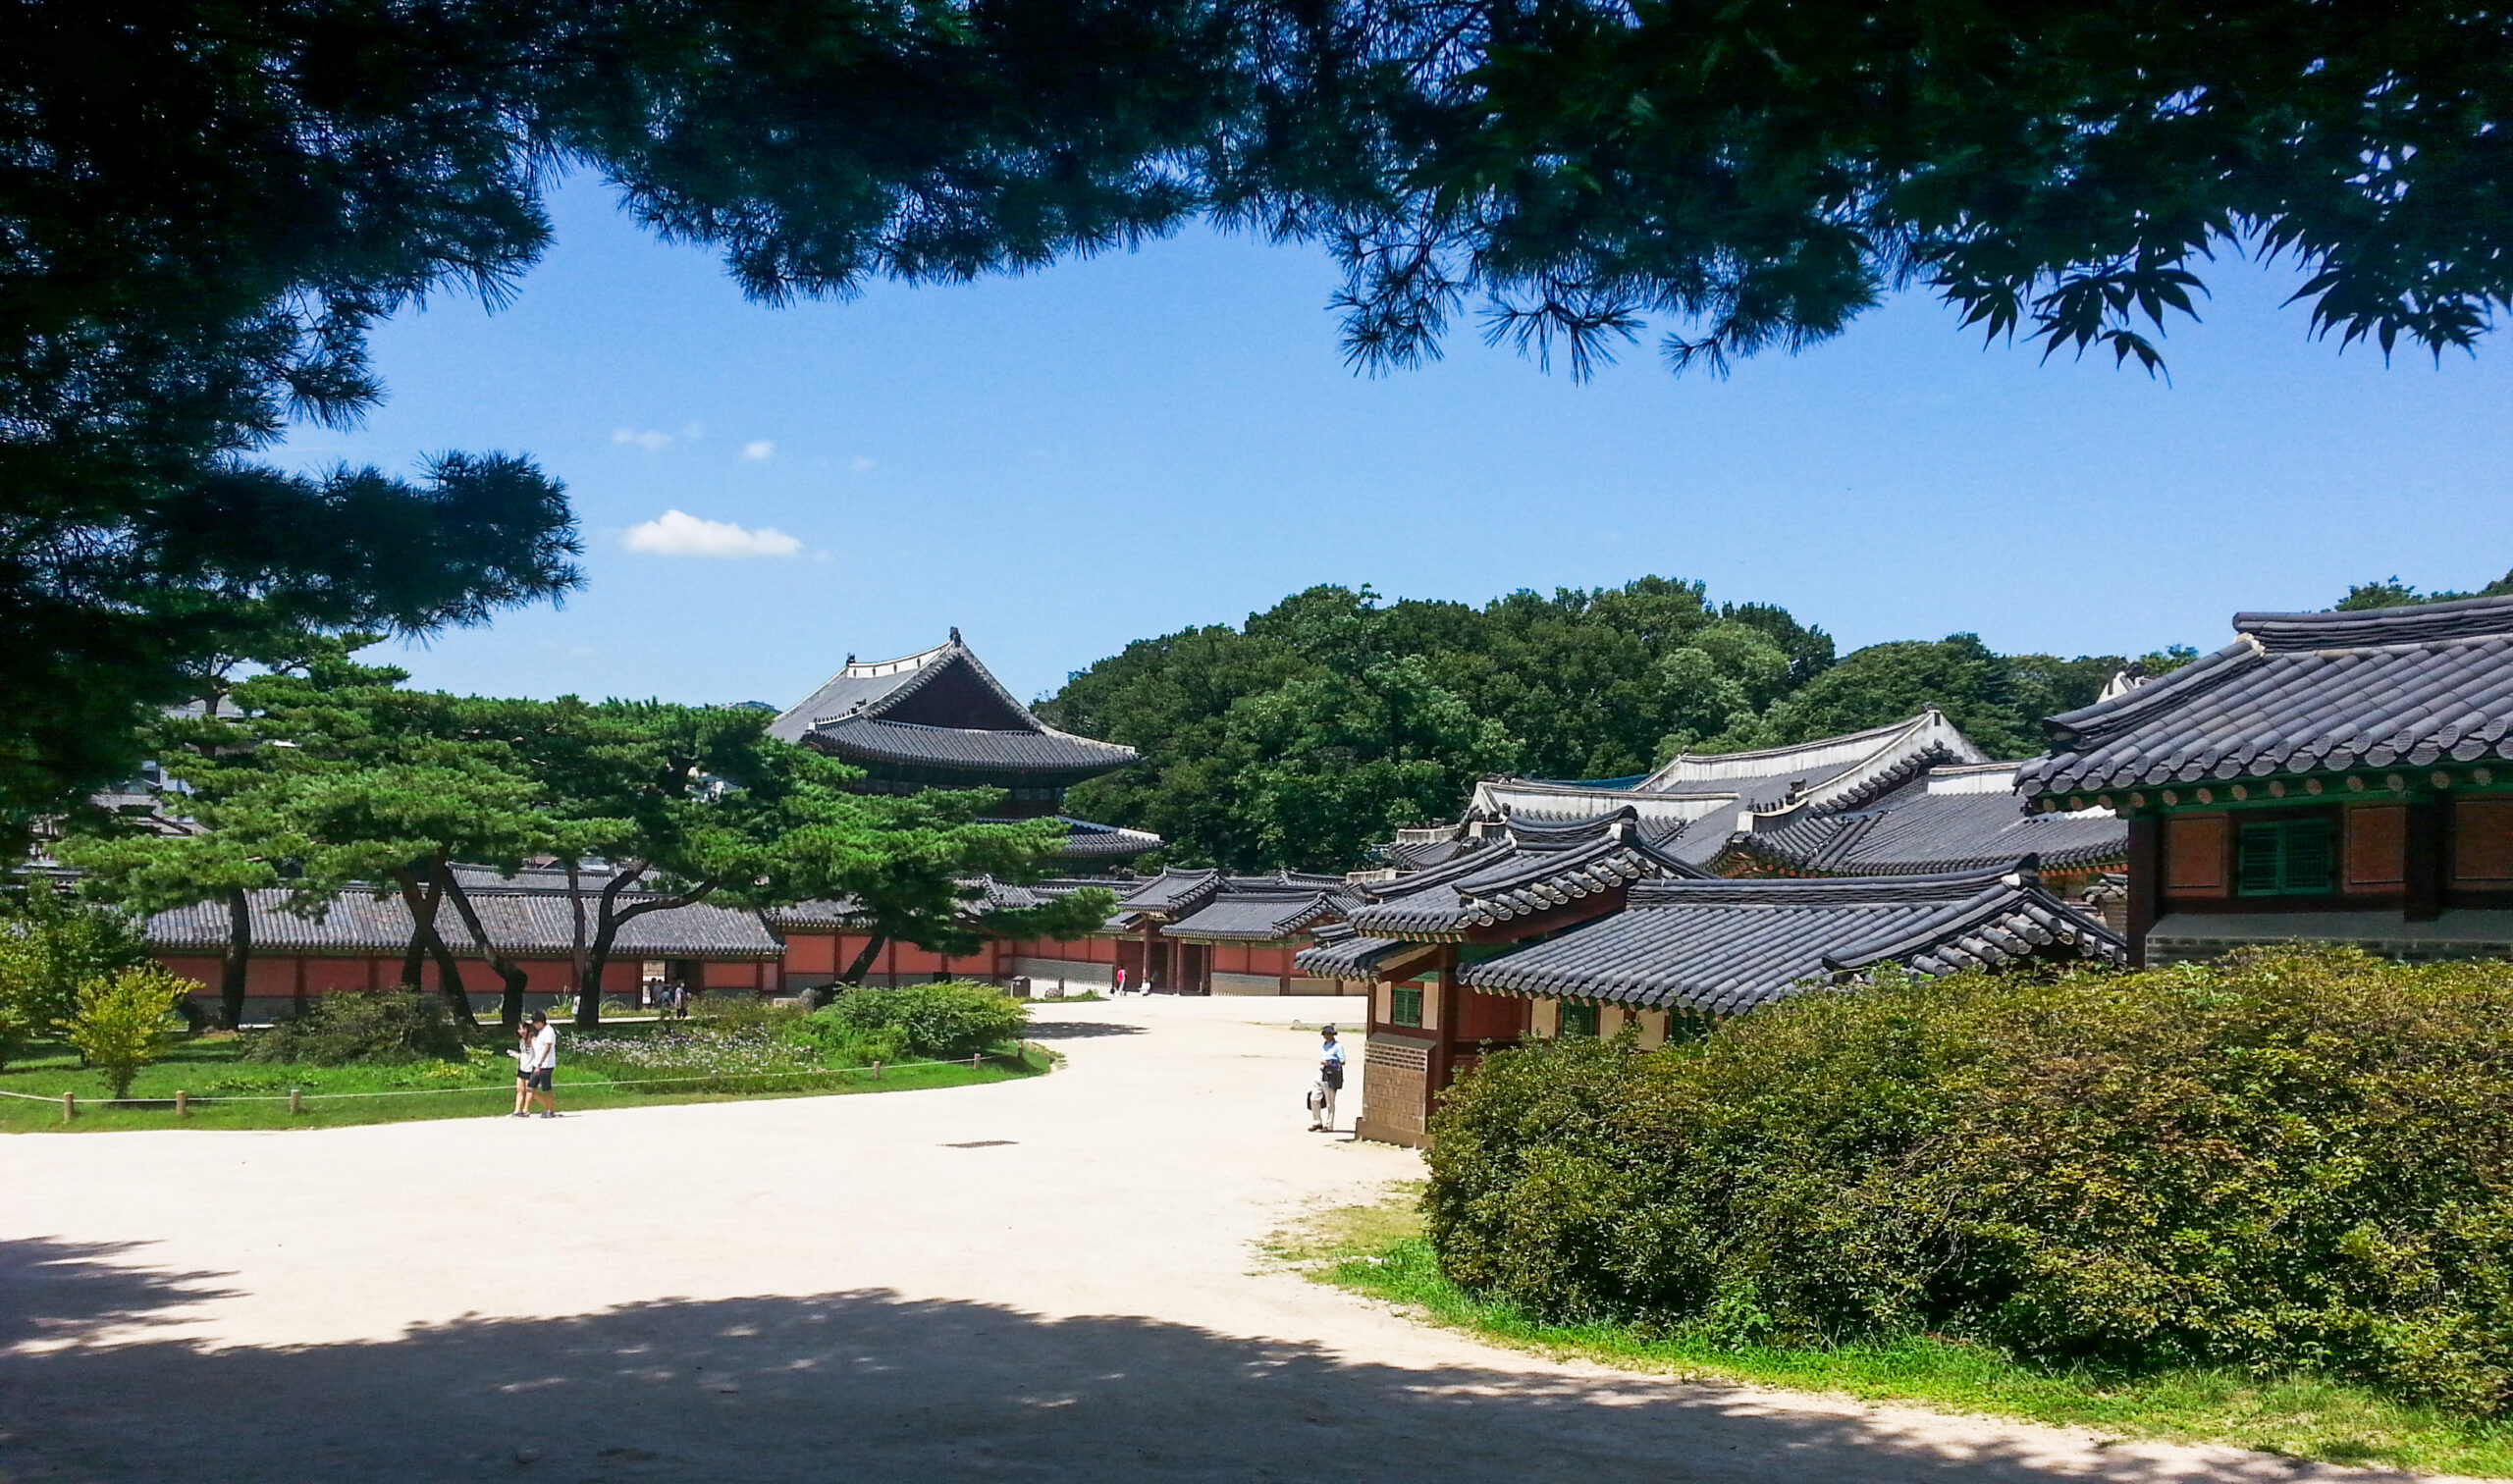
[1728,766,2126,875]
[1344,809,1708,940]
[149,884,782,959]
[1458,861,2123,1014]
[2021,596,2513,798]
[770,635,1139,778]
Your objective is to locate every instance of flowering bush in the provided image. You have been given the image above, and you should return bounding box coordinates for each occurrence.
[567,1023,822,1079]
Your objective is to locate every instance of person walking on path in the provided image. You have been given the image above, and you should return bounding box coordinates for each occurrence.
[1310,1025,1346,1133]
[519,1011,560,1119]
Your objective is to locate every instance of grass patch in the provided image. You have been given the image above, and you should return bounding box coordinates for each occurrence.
[0,1029,1048,1133]
[1277,1186,2513,1480]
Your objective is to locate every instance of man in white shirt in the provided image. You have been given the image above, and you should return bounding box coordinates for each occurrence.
[521,1011,559,1119]
[1311,1026,1346,1133]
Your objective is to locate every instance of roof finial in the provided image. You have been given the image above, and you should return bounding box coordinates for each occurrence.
[949,626,962,645]
[844,652,855,666]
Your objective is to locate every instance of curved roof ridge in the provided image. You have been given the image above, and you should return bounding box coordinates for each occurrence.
[2235,592,2513,652]
[1630,859,2029,907]
[1638,711,1962,789]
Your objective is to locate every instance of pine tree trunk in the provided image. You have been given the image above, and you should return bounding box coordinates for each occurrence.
[219,887,251,1031]
[564,858,591,1013]
[439,862,529,1028]
[392,863,478,1030]
[840,934,886,986]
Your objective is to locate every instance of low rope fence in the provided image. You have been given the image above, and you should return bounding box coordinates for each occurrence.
[0,1043,1047,1122]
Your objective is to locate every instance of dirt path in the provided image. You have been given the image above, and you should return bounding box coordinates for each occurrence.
[0,998,2470,1482]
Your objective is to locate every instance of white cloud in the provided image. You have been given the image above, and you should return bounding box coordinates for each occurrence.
[741,440,775,461]
[622,509,804,558]
[849,454,877,475]
[613,427,674,452]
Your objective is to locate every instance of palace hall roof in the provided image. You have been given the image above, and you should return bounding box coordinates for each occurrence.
[1458,861,2124,1015]
[1343,810,1706,941]
[2020,595,2513,799]
[1295,923,1433,980]
[1469,711,1993,868]
[1165,883,1355,941]
[149,882,784,960]
[770,633,1140,781]
[1721,763,2126,876]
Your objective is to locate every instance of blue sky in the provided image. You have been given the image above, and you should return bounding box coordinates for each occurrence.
[278,172,2513,709]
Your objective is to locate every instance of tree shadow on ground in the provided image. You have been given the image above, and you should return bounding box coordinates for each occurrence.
[0,1237,2415,1484]
[1019,1020,1149,1040]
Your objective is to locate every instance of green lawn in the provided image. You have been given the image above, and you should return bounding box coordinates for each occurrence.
[0,1025,1046,1133]
[1274,1186,2513,1480]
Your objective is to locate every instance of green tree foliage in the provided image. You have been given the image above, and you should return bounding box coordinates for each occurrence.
[14,1,2505,833]
[1043,579,2137,870]
[66,965,192,1099]
[0,890,152,1040]
[809,981,1031,1061]
[1297,2,2513,380]
[2336,571,2513,610]
[57,639,1111,1029]
[0,928,41,1071]
[1428,950,2513,1414]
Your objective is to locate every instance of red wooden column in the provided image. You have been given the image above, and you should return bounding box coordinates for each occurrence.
[2125,813,2160,967]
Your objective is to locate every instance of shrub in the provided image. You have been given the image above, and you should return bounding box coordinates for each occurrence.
[0,894,149,1048]
[0,929,41,1071]
[243,991,467,1066]
[1427,949,2513,1413]
[66,966,193,1098]
[809,981,1028,1060]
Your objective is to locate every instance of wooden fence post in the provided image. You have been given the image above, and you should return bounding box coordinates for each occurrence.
[61,1092,74,1123]
[289,1086,301,1115]
[175,1089,187,1120]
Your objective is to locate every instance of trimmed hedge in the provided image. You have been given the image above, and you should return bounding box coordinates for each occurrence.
[243,990,467,1066]
[808,980,1028,1060]
[1426,949,2513,1412]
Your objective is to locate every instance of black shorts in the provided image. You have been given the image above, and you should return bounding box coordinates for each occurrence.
[523,1068,553,1091]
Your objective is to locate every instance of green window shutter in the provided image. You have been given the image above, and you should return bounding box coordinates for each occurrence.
[1390,985,1422,1028]
[2236,819,2336,896]
[2281,819,2334,893]
[2236,823,2285,894]
[1560,1002,1599,1037]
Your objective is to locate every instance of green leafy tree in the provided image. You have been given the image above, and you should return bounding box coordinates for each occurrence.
[509,700,1112,1020]
[1748,635,2088,760]
[2335,571,2513,610]
[0,890,152,1040]
[66,965,193,1098]
[0,928,42,1070]
[1301,1,2513,379]
[1227,657,1521,872]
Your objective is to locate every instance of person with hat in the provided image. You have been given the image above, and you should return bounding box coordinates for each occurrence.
[1310,1025,1346,1133]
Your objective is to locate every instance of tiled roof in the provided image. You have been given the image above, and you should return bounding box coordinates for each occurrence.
[1344,810,1707,940]
[1164,885,1353,941]
[148,886,783,959]
[1045,816,1165,860]
[1295,924,1432,980]
[1459,862,2124,1015]
[1115,868,1224,917]
[1470,711,1991,867]
[2019,595,2513,798]
[770,635,1140,779]
[806,716,1138,775]
[1725,765,2126,876]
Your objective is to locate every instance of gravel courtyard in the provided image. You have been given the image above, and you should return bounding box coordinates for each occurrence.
[0,997,2471,1483]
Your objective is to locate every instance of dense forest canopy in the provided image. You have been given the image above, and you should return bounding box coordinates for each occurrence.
[1038,577,2193,873]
